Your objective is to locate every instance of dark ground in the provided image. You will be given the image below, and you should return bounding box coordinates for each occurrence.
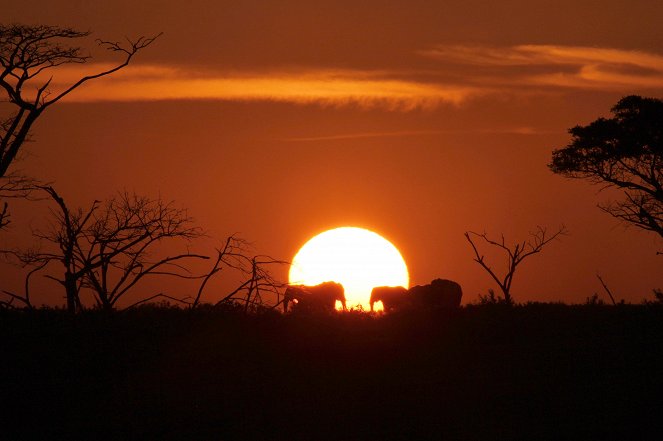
[2,303,663,440]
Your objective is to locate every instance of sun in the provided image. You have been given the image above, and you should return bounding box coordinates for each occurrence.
[289,227,409,310]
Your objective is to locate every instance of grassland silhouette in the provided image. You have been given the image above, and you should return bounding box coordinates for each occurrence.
[3,303,663,440]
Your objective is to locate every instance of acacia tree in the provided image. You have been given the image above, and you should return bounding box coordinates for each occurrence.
[550,95,663,239]
[13,187,206,312]
[465,226,567,305]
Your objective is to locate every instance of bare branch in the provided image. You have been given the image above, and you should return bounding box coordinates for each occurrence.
[12,186,206,311]
[0,173,44,229]
[465,225,567,304]
[46,32,162,108]
[596,274,617,306]
[192,236,233,308]
[0,24,160,177]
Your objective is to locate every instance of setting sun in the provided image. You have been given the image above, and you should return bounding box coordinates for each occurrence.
[289,227,409,310]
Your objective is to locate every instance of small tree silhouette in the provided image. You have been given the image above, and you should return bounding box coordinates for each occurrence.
[465,225,567,305]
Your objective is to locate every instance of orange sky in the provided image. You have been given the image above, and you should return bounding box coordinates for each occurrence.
[2,1,662,305]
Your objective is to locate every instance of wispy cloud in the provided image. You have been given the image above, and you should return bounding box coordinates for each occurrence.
[284,127,554,142]
[47,65,482,110]
[420,44,663,90]
[41,44,663,110]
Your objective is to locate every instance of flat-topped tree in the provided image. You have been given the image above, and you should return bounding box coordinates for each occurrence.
[550,95,663,240]
[0,24,160,177]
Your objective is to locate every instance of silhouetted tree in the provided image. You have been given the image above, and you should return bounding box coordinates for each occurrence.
[0,24,159,229]
[205,237,288,313]
[0,259,46,309]
[96,235,288,312]
[465,226,567,305]
[13,187,205,312]
[550,95,663,240]
[596,274,618,305]
[0,24,160,176]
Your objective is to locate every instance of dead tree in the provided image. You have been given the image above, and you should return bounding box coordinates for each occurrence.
[124,235,288,312]
[13,187,206,311]
[465,225,567,305]
[193,236,288,313]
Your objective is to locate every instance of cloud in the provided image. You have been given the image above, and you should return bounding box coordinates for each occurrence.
[284,127,555,142]
[37,44,663,110]
[46,65,482,110]
[420,44,663,91]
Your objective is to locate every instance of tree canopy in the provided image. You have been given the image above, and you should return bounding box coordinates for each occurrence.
[550,95,663,239]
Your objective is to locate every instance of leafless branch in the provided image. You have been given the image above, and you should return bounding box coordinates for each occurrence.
[12,186,206,311]
[0,173,44,229]
[192,236,233,308]
[209,237,289,312]
[0,24,160,177]
[596,274,617,306]
[0,259,48,309]
[465,225,568,304]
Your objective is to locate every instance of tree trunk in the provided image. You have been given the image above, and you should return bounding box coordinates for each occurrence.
[64,271,78,313]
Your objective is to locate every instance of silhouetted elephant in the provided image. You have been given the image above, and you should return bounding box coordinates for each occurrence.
[369,286,409,312]
[408,279,462,309]
[283,281,346,312]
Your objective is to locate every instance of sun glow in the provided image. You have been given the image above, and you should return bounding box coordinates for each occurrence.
[289,227,409,310]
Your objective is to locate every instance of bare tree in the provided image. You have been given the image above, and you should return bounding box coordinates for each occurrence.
[0,24,160,177]
[12,187,206,311]
[465,226,567,305]
[191,236,289,313]
[123,235,289,312]
[0,24,159,231]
